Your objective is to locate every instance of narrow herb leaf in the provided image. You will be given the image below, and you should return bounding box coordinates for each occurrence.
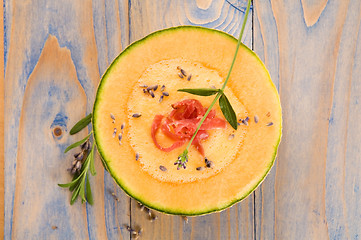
[64,133,91,153]
[219,94,238,130]
[60,132,95,205]
[67,170,81,191]
[86,176,94,205]
[69,177,79,192]
[70,113,92,135]
[79,177,86,202]
[58,172,83,188]
[178,88,220,96]
[58,181,76,189]
[70,184,81,205]
[89,144,96,176]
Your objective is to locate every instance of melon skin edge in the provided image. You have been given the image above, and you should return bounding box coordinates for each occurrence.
[92,26,282,216]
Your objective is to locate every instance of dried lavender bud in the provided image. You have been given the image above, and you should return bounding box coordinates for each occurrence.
[118,133,123,145]
[110,113,115,120]
[196,166,204,171]
[180,68,187,76]
[132,113,142,118]
[150,215,158,222]
[205,157,214,168]
[149,90,155,98]
[74,152,84,161]
[187,74,192,81]
[80,140,90,151]
[71,159,77,167]
[151,85,158,91]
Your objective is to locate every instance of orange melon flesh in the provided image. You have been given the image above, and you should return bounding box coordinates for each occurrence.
[93,26,282,215]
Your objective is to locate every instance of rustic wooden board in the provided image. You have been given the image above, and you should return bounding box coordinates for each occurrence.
[254,0,361,239]
[0,0,4,239]
[3,0,129,239]
[4,0,361,239]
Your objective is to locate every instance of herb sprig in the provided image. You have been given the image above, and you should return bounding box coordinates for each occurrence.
[58,114,96,205]
[175,0,252,169]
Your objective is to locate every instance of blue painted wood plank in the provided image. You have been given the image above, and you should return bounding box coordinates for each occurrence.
[253,1,279,239]
[3,0,129,239]
[91,1,131,239]
[344,24,361,239]
[326,2,361,239]
[11,35,90,239]
[254,1,361,239]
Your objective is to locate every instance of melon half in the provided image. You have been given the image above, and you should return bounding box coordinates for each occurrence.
[93,26,282,215]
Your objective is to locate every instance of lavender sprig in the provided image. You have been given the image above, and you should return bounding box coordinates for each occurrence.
[59,114,96,205]
[174,150,188,170]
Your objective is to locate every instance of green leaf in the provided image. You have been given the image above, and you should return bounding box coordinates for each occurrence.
[69,176,80,192]
[58,181,76,189]
[89,145,96,176]
[58,172,84,188]
[70,113,92,135]
[64,133,91,153]
[219,94,238,130]
[178,88,220,96]
[70,184,81,205]
[86,176,94,205]
[79,177,86,203]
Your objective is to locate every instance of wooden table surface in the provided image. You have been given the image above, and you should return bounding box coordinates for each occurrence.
[2,0,361,239]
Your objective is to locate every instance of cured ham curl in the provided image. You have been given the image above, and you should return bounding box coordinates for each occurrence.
[151,99,226,155]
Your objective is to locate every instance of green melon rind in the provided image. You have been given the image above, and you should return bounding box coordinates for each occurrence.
[93,26,282,216]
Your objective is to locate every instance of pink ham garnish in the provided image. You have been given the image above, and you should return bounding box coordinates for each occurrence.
[151,99,226,156]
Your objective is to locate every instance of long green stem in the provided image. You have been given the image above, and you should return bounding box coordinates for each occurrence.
[176,0,252,169]
[221,0,251,91]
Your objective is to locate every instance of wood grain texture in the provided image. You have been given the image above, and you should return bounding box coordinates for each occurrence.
[3,0,129,239]
[254,0,361,239]
[0,0,4,238]
[4,0,361,239]
[92,1,131,239]
[12,35,90,239]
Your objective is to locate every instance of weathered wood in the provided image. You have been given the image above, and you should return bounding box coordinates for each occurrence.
[5,0,361,239]
[3,0,129,239]
[92,1,131,239]
[253,1,279,239]
[254,1,361,239]
[0,0,4,238]
[12,35,90,239]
